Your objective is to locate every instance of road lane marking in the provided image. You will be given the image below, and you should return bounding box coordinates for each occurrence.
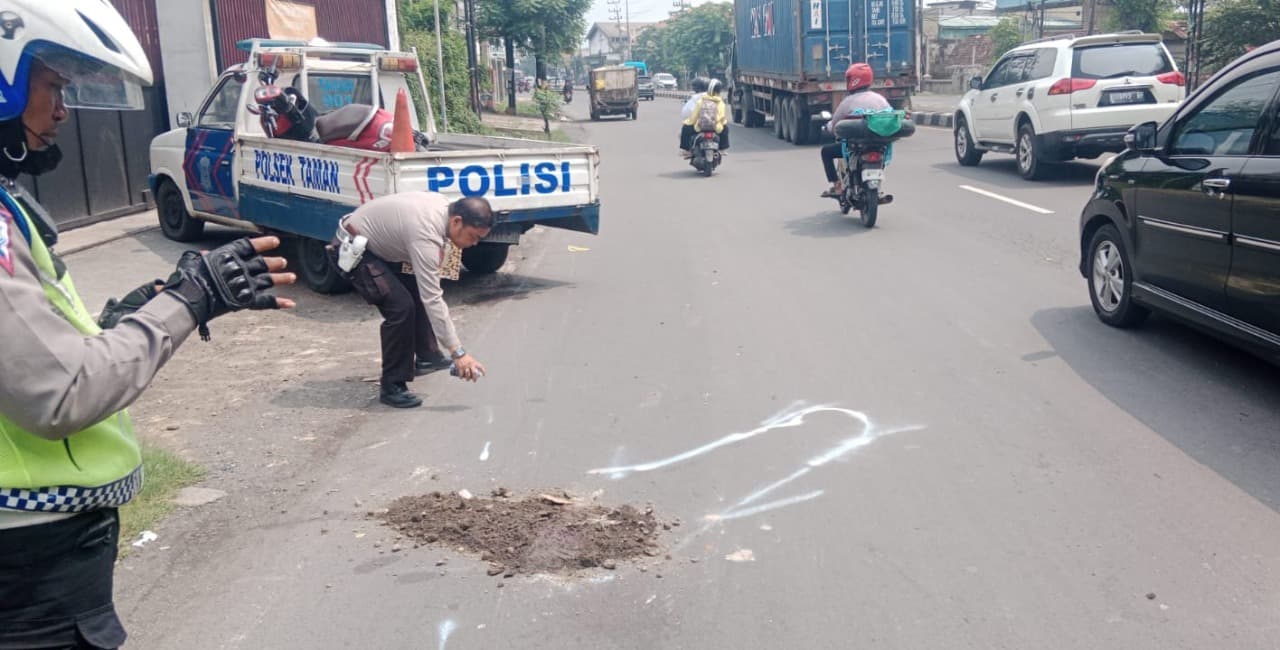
[959,184,1055,214]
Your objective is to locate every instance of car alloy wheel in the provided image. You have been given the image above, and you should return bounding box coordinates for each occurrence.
[1092,240,1125,313]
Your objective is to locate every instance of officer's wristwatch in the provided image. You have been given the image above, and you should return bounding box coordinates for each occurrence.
[451,347,467,360]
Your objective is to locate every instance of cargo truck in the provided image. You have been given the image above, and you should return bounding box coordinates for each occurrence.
[729,0,917,145]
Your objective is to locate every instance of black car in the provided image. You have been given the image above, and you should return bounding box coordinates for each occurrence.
[1079,39,1280,363]
[637,75,655,101]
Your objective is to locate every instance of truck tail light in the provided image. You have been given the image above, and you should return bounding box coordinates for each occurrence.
[380,56,419,73]
[1156,71,1185,86]
[256,52,302,70]
[1048,78,1098,95]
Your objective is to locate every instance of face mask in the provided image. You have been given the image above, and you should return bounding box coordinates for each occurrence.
[0,119,64,177]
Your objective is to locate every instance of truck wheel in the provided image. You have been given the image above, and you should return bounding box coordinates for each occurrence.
[780,99,792,142]
[590,110,599,121]
[889,98,908,111]
[773,98,785,139]
[732,104,744,125]
[792,102,811,145]
[294,237,351,294]
[743,89,762,127]
[157,179,205,242]
[632,105,639,120]
[462,243,510,274]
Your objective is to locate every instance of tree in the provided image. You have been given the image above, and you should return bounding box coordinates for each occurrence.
[476,0,591,113]
[1199,0,1280,75]
[1106,0,1174,32]
[637,3,733,82]
[398,0,484,133]
[990,17,1023,59]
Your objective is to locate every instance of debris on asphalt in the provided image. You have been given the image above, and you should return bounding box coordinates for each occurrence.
[132,530,159,548]
[725,548,755,563]
[381,490,664,576]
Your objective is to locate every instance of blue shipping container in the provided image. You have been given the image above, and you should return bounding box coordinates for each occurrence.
[735,0,915,82]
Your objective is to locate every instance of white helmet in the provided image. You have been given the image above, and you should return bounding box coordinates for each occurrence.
[706,79,722,97]
[0,1,154,122]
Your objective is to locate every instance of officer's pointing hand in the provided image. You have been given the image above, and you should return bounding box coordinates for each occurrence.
[246,236,297,309]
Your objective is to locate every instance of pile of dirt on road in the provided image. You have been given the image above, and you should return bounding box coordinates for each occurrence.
[381,490,665,576]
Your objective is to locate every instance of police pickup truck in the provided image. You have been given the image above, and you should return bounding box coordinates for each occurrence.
[149,40,600,292]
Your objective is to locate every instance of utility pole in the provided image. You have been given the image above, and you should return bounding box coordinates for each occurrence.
[463,0,482,116]
[432,0,449,131]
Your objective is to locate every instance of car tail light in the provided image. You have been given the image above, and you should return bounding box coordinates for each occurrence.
[703,132,715,139]
[1156,71,1185,86]
[1048,78,1098,95]
[861,151,884,163]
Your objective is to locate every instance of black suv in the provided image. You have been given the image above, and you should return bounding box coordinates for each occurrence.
[1078,39,1280,363]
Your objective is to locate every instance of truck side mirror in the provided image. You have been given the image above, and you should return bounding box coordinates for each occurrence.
[1125,121,1159,154]
[969,76,983,91]
[176,112,193,128]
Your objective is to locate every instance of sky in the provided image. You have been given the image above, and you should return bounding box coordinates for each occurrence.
[584,0,729,28]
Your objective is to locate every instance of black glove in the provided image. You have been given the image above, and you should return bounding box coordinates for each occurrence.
[163,238,282,341]
[97,279,163,330]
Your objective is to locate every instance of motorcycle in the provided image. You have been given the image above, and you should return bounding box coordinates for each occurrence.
[563,87,573,104]
[820,110,914,228]
[689,130,722,177]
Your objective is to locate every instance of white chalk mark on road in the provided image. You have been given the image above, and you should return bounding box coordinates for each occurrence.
[438,619,457,650]
[479,441,491,461]
[587,402,925,538]
[959,184,1055,214]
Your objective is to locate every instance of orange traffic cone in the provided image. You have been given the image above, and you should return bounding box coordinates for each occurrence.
[390,88,414,153]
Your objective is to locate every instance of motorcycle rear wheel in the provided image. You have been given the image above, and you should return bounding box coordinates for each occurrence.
[859,188,878,228]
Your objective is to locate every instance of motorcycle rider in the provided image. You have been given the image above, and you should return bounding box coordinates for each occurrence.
[562,77,573,103]
[0,2,294,646]
[680,78,729,158]
[677,77,710,156]
[820,63,891,197]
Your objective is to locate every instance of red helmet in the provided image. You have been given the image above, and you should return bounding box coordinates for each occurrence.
[845,63,874,92]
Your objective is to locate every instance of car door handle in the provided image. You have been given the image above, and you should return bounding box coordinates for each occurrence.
[1202,178,1230,189]
[990,93,998,102]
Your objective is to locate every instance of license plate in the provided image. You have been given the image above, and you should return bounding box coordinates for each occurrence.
[703,142,719,150]
[1103,90,1150,106]
[861,169,884,181]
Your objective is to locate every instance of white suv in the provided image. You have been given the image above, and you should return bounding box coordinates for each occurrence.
[954,32,1186,179]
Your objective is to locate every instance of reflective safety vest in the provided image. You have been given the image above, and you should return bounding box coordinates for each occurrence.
[0,188,141,514]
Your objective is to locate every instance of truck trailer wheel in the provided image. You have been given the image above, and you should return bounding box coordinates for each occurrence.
[294,237,351,294]
[157,179,205,242]
[792,100,811,145]
[743,89,763,128]
[462,243,511,274]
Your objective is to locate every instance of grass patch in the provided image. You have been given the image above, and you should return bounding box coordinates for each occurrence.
[117,445,205,556]
[491,127,576,143]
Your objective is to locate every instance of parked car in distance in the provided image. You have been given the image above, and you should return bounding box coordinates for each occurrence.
[1078,39,1280,364]
[638,74,656,100]
[956,32,1186,180]
[653,72,677,89]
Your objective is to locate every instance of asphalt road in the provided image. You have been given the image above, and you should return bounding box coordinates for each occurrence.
[102,98,1280,649]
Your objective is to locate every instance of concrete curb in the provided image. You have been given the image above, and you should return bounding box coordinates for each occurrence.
[58,210,161,257]
[910,111,954,129]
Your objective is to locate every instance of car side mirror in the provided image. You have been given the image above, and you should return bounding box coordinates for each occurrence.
[1125,121,1159,154]
[970,76,983,91]
[176,112,193,128]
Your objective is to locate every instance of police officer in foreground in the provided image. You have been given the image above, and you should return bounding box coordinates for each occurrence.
[338,192,492,408]
[0,2,295,647]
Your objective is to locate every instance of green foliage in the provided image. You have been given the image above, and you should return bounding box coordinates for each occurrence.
[1199,0,1280,74]
[990,17,1023,59]
[633,4,734,82]
[1106,0,1174,32]
[532,85,562,133]
[476,0,592,73]
[401,29,483,134]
